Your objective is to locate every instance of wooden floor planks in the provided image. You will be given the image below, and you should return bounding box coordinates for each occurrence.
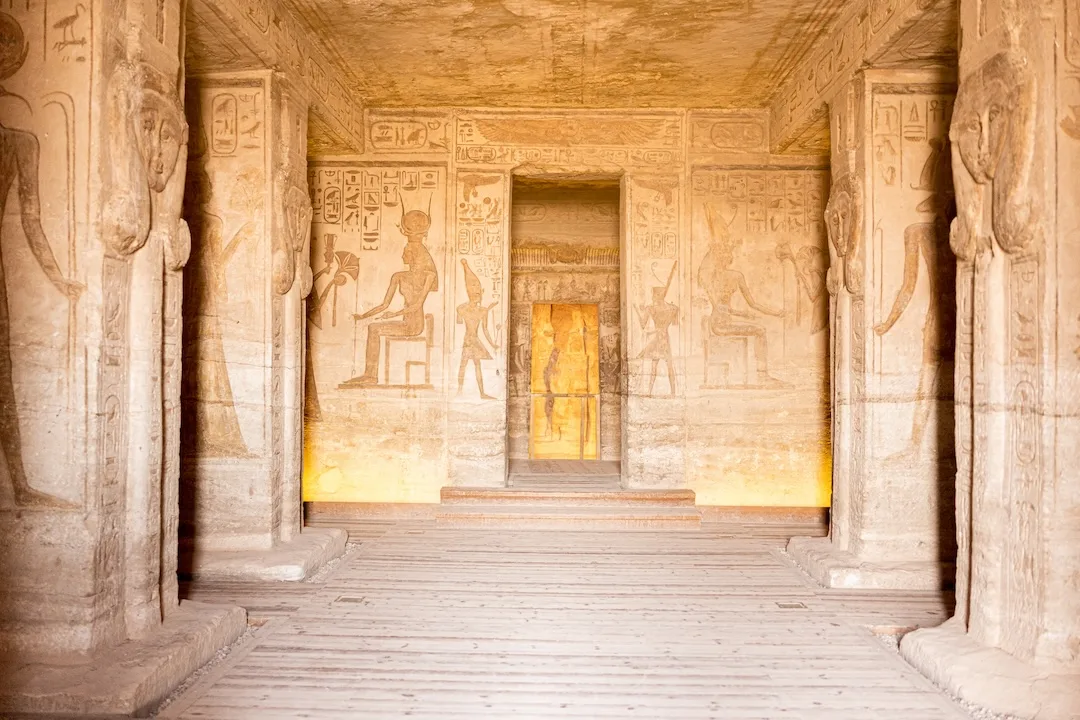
[165,522,964,719]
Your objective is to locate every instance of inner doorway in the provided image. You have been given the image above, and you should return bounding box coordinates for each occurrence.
[529,303,599,460]
[507,177,622,483]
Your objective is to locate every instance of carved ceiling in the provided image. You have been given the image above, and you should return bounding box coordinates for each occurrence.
[279,0,856,108]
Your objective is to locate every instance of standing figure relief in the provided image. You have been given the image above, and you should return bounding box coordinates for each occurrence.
[0,12,82,508]
[634,262,678,397]
[699,202,787,388]
[456,260,499,400]
[950,49,1039,261]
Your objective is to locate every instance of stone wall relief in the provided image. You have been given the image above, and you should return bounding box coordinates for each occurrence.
[0,8,86,509]
[307,166,446,394]
[627,175,680,397]
[368,110,452,154]
[870,91,955,460]
[452,171,506,401]
[690,170,829,392]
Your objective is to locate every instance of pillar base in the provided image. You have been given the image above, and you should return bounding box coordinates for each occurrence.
[786,536,949,590]
[182,527,347,582]
[0,600,245,716]
[901,618,1080,720]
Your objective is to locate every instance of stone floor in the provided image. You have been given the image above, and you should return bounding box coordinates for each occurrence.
[153,520,977,719]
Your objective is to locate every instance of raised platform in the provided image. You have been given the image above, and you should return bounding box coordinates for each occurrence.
[437,485,701,528]
[180,527,348,582]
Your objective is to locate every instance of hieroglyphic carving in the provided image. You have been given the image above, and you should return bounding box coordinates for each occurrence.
[634,262,679,396]
[689,111,769,153]
[629,176,678,260]
[950,50,1039,261]
[368,110,451,154]
[455,112,682,167]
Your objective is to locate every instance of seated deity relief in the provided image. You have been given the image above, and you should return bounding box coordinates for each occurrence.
[950,49,1038,261]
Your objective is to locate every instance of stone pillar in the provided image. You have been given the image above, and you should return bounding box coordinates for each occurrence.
[446,169,512,488]
[622,174,686,488]
[788,69,958,589]
[900,1,1080,716]
[0,1,245,714]
[180,71,344,580]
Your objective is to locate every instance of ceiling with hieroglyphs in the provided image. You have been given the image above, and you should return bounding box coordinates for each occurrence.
[278,0,855,108]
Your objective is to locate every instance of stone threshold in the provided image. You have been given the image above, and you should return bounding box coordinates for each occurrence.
[0,601,245,717]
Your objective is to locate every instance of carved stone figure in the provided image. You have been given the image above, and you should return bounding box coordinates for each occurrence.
[456,260,499,399]
[0,11,82,508]
[874,218,954,456]
[824,172,863,296]
[635,262,678,396]
[950,49,1038,260]
[699,202,787,388]
[103,60,189,262]
[274,174,313,295]
[182,166,257,457]
[344,207,439,387]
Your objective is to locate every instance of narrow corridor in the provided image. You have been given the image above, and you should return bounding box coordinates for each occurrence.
[170,524,967,719]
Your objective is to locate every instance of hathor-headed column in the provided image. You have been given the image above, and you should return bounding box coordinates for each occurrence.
[179,71,345,581]
[788,68,958,590]
[0,1,244,714]
[900,1,1080,716]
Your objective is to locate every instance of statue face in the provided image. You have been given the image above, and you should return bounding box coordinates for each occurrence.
[953,77,1012,184]
[825,189,851,253]
[136,94,184,193]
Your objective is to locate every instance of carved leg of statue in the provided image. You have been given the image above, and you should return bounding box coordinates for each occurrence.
[665,352,677,396]
[0,267,73,509]
[473,359,494,400]
[646,359,658,396]
[457,354,468,395]
[346,320,412,386]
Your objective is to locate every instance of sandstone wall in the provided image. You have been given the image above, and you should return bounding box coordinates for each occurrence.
[301,108,831,505]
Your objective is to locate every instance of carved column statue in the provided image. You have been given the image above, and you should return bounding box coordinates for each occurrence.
[0,1,244,715]
[901,1,1080,716]
[788,68,958,589]
[179,70,344,580]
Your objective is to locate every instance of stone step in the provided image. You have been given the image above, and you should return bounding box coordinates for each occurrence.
[435,504,702,529]
[441,487,697,507]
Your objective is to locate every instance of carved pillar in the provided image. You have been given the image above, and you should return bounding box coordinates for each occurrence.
[180,71,343,579]
[622,174,686,488]
[446,169,512,488]
[0,0,244,714]
[901,1,1080,716]
[788,68,958,589]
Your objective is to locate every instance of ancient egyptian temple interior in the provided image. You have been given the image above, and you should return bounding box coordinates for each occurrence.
[0,0,1078,718]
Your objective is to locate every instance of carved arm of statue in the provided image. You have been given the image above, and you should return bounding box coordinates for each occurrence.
[875,226,922,336]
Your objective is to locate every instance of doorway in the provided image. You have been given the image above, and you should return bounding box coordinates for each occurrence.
[529,303,600,460]
[506,176,622,480]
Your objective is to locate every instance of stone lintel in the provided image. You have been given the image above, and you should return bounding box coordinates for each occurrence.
[901,619,1080,720]
[786,536,950,590]
[0,601,246,716]
[180,528,347,582]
